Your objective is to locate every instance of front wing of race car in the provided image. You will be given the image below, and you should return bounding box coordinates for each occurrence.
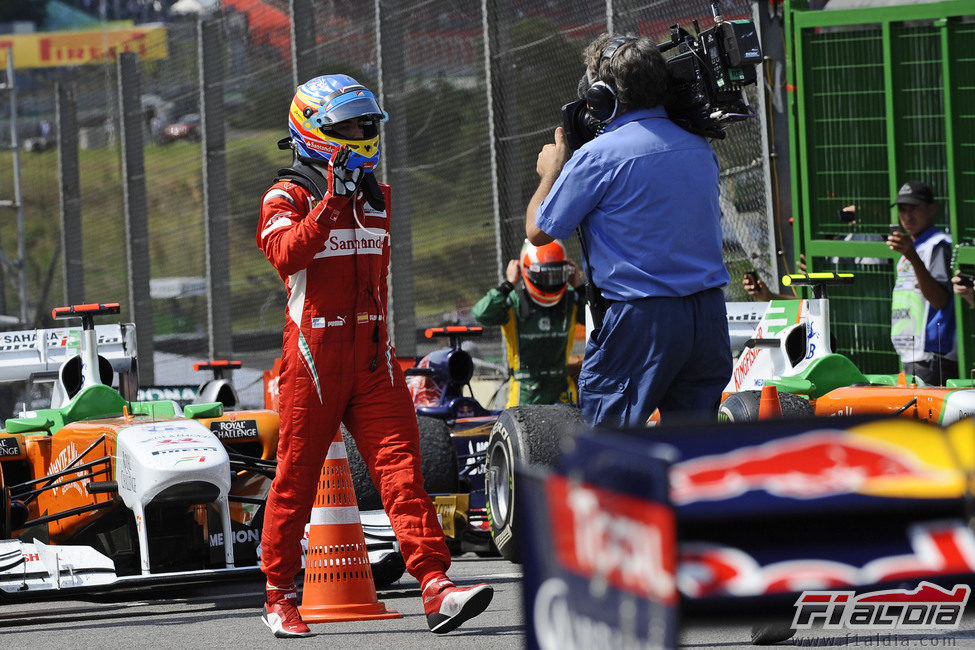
[0,530,400,597]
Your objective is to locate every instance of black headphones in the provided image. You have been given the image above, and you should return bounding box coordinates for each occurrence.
[585,36,637,124]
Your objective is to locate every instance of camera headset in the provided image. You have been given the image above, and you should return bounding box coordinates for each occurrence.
[584,36,638,126]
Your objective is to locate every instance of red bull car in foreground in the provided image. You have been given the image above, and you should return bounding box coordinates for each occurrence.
[0,303,403,599]
[516,411,975,646]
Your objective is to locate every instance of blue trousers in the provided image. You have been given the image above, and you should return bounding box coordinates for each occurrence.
[579,288,732,429]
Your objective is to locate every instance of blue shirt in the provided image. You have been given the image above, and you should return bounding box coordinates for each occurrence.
[536,106,729,301]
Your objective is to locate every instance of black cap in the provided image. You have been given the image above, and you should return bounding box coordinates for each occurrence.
[892,180,935,207]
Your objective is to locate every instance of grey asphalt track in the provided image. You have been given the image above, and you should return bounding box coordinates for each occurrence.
[3,557,975,649]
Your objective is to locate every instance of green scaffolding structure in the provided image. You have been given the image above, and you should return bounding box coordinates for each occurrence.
[786,0,975,375]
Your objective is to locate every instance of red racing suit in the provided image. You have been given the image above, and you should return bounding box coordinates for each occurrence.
[256,172,450,589]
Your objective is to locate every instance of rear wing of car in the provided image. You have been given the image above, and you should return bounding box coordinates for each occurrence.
[0,323,137,388]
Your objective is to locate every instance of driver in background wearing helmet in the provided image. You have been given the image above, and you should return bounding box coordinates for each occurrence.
[255,74,492,638]
[471,239,585,407]
[525,34,732,429]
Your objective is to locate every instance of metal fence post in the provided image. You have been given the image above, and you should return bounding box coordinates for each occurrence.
[377,0,417,358]
[57,82,84,306]
[199,19,232,361]
[0,46,26,324]
[608,0,640,35]
[483,0,523,272]
[481,0,503,281]
[290,0,317,90]
[117,52,154,384]
[753,2,779,282]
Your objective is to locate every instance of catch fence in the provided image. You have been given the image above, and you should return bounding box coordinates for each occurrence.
[0,0,774,395]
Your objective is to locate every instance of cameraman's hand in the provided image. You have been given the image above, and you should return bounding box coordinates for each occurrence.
[505,259,521,285]
[536,127,569,181]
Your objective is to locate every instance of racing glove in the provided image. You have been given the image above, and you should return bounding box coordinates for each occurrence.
[317,146,364,224]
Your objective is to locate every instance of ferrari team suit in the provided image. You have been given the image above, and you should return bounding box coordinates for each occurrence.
[535,105,732,428]
[472,283,584,406]
[256,170,450,591]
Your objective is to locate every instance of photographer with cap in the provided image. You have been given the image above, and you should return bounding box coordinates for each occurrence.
[887,180,956,385]
[525,34,732,429]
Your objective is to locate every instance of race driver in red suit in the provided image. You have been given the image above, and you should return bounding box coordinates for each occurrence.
[255,74,492,638]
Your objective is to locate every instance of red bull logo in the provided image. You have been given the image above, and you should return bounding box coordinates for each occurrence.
[680,522,975,598]
[547,475,677,604]
[670,431,952,505]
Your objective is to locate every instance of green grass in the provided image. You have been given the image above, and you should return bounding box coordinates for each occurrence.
[0,130,497,331]
[0,132,279,328]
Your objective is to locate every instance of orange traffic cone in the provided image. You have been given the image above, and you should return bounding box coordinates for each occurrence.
[298,439,401,622]
[758,384,782,419]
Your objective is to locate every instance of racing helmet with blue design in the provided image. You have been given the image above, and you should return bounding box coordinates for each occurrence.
[520,239,570,307]
[288,74,387,173]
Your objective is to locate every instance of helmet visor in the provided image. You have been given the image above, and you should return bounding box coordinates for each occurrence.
[528,262,570,292]
[302,87,387,130]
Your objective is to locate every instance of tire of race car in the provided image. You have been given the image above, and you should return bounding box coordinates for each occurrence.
[370,550,406,590]
[342,425,382,510]
[342,417,459,512]
[416,416,460,496]
[485,404,582,563]
[718,389,814,422]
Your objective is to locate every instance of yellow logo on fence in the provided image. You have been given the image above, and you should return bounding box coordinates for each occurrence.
[0,25,168,69]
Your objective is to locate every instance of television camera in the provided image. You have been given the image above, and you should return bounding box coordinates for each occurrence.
[562,0,763,148]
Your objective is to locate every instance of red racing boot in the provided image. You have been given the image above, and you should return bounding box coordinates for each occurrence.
[262,584,312,638]
[422,576,494,634]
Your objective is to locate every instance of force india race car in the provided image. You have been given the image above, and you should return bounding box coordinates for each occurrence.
[0,303,402,598]
[720,273,975,424]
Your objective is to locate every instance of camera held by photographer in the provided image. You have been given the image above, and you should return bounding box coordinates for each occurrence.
[525,23,761,429]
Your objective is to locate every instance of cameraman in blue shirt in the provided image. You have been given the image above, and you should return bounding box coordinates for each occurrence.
[525,34,732,429]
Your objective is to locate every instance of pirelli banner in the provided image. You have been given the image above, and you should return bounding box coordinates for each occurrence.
[0,24,167,69]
